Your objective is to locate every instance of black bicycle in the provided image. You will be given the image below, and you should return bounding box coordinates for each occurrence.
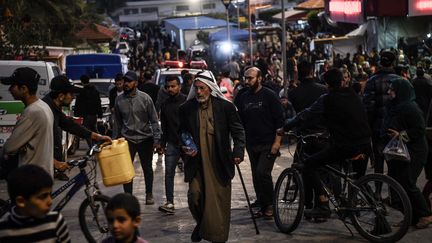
[0,143,110,243]
[273,131,412,243]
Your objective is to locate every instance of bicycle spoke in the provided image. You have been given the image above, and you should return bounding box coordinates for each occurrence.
[350,174,411,242]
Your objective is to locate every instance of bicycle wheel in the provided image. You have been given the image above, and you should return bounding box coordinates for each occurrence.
[274,168,305,233]
[0,199,10,218]
[350,174,412,243]
[79,194,110,243]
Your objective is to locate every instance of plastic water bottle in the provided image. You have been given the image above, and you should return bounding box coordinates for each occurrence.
[181,132,198,153]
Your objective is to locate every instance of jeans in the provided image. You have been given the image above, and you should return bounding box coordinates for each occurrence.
[123,138,154,194]
[247,144,276,209]
[164,142,181,203]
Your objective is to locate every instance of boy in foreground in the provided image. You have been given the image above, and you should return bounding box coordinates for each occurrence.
[0,165,71,242]
[103,193,148,243]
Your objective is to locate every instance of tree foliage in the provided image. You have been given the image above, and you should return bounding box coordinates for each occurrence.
[0,0,106,59]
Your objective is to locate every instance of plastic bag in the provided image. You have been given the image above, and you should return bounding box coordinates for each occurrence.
[383,137,411,162]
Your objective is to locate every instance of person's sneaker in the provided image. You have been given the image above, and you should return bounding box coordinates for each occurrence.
[146,193,154,205]
[159,202,175,214]
[54,171,69,181]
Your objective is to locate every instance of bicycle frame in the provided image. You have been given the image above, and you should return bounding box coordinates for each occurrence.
[320,164,382,218]
[51,161,99,212]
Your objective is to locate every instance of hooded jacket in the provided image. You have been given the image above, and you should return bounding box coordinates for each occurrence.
[382,78,428,164]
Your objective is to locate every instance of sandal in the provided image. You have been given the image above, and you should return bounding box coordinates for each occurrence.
[263,206,274,220]
[416,216,432,229]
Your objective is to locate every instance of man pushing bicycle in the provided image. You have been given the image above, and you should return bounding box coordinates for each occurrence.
[277,68,371,218]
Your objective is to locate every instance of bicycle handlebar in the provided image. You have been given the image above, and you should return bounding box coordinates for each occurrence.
[66,141,108,168]
[284,131,328,140]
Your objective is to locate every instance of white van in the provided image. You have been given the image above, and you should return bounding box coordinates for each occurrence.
[0,60,61,146]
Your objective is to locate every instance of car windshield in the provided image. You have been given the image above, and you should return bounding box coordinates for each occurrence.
[158,74,184,87]
[75,82,112,97]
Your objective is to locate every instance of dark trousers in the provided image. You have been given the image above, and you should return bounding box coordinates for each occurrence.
[123,138,154,194]
[247,144,276,209]
[371,133,386,174]
[294,136,328,208]
[426,139,432,180]
[303,144,369,197]
[83,114,97,147]
[388,160,432,223]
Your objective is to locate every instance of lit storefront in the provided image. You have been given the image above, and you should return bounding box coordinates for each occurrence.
[325,0,432,53]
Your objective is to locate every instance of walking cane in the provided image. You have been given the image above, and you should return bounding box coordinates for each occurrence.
[236,164,260,235]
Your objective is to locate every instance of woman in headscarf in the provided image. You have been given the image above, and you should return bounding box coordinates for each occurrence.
[382,78,432,228]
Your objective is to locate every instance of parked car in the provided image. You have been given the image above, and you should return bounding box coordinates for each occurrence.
[116,41,130,55]
[119,27,135,41]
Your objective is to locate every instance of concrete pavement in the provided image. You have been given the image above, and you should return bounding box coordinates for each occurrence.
[1,142,431,242]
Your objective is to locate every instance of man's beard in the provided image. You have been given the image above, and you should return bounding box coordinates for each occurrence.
[196,95,209,103]
[245,83,259,91]
[123,88,133,95]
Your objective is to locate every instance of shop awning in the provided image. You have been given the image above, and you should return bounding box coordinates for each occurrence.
[294,0,324,11]
[313,36,349,44]
[273,9,308,22]
[346,23,369,37]
[75,23,116,43]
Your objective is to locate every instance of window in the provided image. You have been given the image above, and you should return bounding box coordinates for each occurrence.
[141,7,158,13]
[176,5,189,11]
[124,8,139,15]
[52,66,61,77]
[203,3,216,9]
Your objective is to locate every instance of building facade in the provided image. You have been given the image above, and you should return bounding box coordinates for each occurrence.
[112,0,227,27]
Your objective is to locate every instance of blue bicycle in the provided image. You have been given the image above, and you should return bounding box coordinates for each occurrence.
[0,144,110,243]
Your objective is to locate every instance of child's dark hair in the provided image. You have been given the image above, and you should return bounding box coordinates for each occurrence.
[106,193,140,219]
[7,165,53,201]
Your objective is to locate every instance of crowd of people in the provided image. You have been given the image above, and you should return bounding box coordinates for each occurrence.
[2,24,432,242]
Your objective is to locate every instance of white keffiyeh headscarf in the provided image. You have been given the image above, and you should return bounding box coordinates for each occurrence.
[186,71,230,102]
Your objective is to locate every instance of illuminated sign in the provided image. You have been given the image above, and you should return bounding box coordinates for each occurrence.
[329,0,364,24]
[409,0,432,16]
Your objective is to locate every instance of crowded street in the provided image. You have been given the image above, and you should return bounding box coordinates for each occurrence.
[2,0,432,242]
[1,141,431,242]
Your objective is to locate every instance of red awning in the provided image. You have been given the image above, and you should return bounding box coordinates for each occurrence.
[75,23,116,43]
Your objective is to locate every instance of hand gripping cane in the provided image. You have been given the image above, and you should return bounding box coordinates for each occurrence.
[236,164,260,234]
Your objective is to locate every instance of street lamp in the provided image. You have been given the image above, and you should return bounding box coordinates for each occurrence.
[221,0,232,58]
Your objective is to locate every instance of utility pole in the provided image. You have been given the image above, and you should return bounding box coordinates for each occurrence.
[248,0,253,65]
[281,0,288,96]
[222,0,232,59]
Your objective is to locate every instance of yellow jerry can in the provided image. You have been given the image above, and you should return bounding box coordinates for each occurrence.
[96,138,135,186]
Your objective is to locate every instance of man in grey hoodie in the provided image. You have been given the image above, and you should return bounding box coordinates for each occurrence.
[114,71,161,205]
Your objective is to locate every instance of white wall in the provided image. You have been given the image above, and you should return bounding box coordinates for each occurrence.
[115,0,226,26]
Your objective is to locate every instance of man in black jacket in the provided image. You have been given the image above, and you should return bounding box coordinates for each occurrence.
[278,68,371,218]
[109,73,124,112]
[42,75,111,180]
[237,67,284,219]
[109,74,124,138]
[363,51,400,174]
[158,75,187,214]
[74,75,103,148]
[287,61,328,212]
[179,72,245,242]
